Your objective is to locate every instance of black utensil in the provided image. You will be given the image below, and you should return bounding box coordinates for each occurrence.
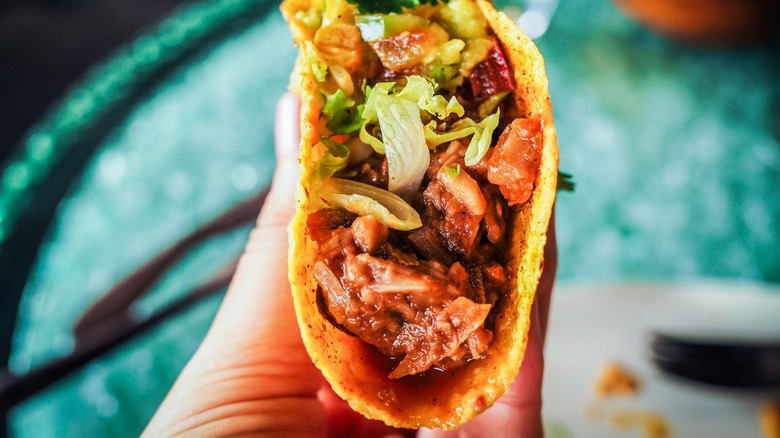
[0,259,237,413]
[651,332,780,391]
[73,187,268,344]
[1,185,267,416]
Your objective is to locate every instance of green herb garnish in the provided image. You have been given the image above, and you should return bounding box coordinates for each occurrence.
[557,171,575,192]
[304,41,327,82]
[322,89,365,134]
[312,138,350,185]
[346,0,445,14]
[444,164,461,179]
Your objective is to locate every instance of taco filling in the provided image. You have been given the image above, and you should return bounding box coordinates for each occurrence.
[285,0,543,379]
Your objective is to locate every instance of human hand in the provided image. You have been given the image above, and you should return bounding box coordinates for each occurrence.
[142,92,557,438]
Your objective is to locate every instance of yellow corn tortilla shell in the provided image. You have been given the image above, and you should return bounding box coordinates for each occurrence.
[284,0,559,429]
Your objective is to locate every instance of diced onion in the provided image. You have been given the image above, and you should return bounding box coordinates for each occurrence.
[312,261,347,298]
[329,62,354,96]
[437,166,487,216]
[463,109,500,166]
[320,178,422,231]
[375,94,429,200]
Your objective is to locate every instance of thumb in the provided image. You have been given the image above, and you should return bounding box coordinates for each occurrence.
[199,91,306,365]
[205,91,302,346]
[253,92,301,232]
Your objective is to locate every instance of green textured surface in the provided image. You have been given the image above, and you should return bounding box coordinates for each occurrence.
[6,2,295,436]
[2,0,779,436]
[545,1,780,283]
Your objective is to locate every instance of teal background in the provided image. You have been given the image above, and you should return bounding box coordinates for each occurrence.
[1,0,778,436]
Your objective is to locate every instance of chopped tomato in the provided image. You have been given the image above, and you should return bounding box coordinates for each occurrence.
[470,41,514,101]
[487,117,542,205]
[370,26,447,71]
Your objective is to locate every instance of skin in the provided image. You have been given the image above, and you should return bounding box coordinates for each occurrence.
[142,92,557,438]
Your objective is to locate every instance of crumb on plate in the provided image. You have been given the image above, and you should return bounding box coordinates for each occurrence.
[761,402,780,438]
[593,360,641,398]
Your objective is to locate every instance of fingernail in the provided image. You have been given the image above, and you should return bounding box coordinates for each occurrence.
[275,92,301,160]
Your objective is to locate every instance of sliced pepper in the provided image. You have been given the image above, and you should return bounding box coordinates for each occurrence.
[356,13,430,42]
[469,41,514,101]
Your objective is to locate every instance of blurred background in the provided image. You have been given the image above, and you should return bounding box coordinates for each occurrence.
[1,0,779,436]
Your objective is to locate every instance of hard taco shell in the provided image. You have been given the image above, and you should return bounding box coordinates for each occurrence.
[284,0,559,429]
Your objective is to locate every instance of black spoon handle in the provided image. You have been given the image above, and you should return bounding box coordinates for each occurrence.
[73,188,267,340]
[651,332,780,389]
[0,258,238,413]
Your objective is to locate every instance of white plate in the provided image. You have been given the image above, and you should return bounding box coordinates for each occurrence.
[543,281,780,438]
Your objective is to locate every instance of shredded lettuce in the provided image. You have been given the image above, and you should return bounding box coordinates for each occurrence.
[424,120,476,148]
[355,75,491,197]
[322,90,364,134]
[310,64,506,225]
[359,124,385,154]
[359,82,394,153]
[375,93,429,199]
[423,109,500,165]
[396,76,464,119]
[315,74,500,218]
[311,138,350,188]
[304,41,328,82]
[463,109,500,166]
[320,178,422,230]
[362,82,394,123]
[361,76,463,154]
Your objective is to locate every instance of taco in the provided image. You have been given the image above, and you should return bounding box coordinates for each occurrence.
[282,0,558,429]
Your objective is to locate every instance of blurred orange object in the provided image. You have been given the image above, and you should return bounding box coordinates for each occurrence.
[761,403,780,438]
[612,0,780,46]
[592,360,641,398]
